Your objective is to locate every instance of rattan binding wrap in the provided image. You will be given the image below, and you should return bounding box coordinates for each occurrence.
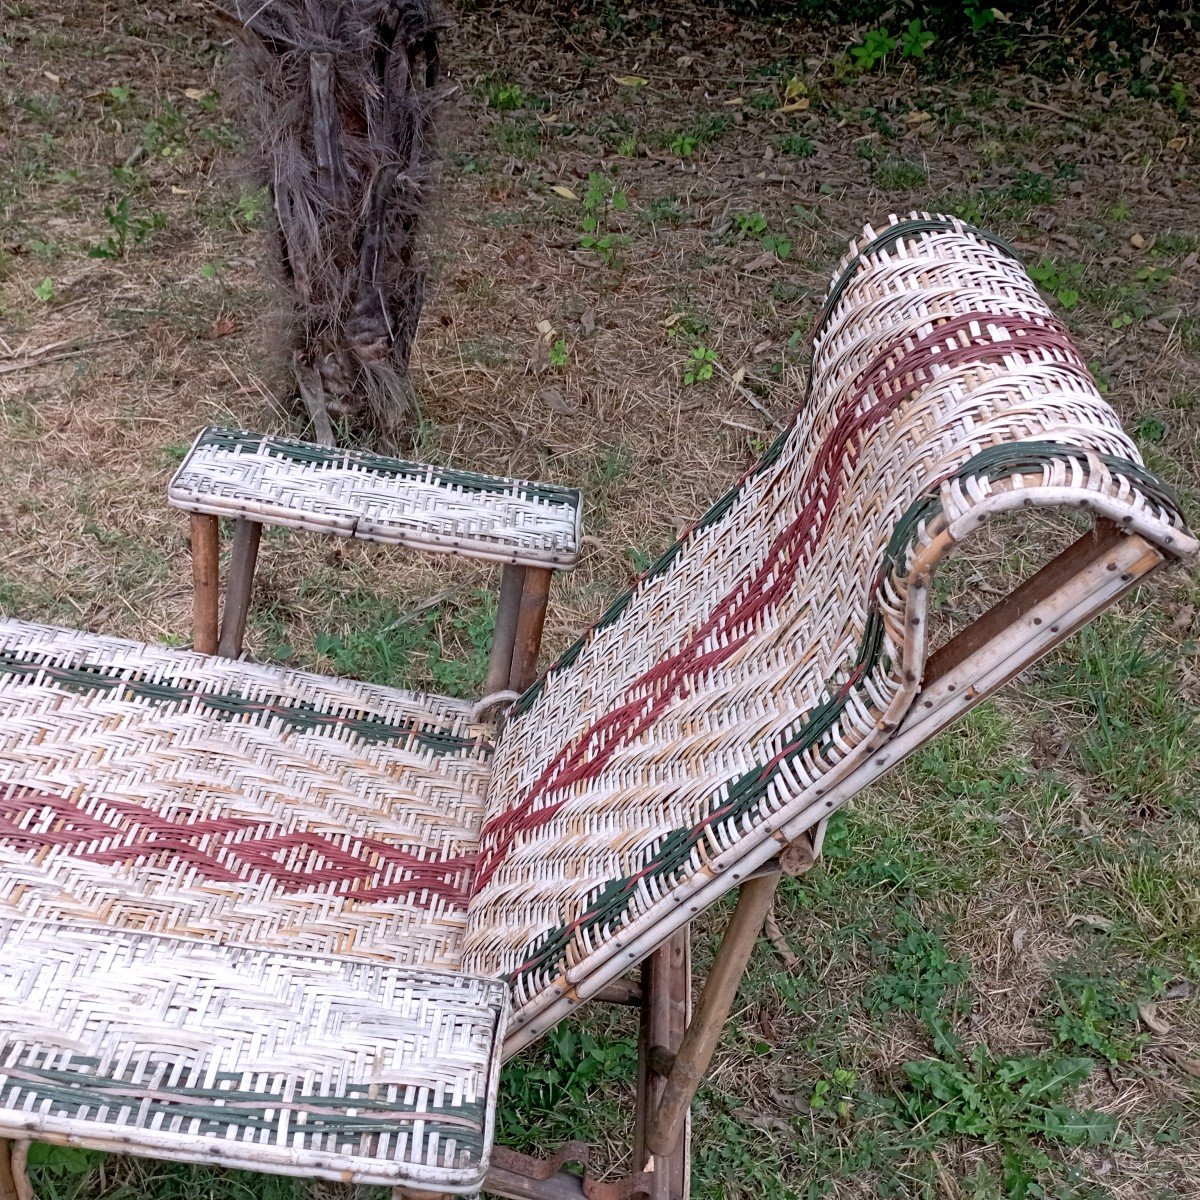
[168,428,583,569]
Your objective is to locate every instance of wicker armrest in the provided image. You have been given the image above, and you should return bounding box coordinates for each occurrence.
[169,427,583,569]
[0,919,508,1192]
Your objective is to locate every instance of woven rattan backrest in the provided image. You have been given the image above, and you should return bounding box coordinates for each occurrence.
[463,214,1193,1031]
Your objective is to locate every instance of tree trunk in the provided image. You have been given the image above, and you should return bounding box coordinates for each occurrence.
[230,0,448,445]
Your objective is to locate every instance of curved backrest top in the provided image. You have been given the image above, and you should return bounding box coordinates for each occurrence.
[464,214,1194,1034]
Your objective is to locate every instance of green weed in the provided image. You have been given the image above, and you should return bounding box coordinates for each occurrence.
[900,18,936,58]
[851,28,897,70]
[731,213,792,260]
[490,117,540,158]
[809,1067,857,1119]
[89,195,167,259]
[866,909,970,1021]
[850,20,934,71]
[644,196,685,225]
[733,212,769,237]
[1028,257,1083,309]
[140,102,188,159]
[777,133,815,157]
[683,345,717,386]
[579,172,630,265]
[873,156,928,190]
[481,77,525,110]
[1045,970,1155,1064]
[499,1021,637,1151]
[312,590,493,696]
[668,116,727,159]
[890,1048,1118,1195]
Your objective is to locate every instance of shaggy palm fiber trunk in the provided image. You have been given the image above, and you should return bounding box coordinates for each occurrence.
[229,0,449,445]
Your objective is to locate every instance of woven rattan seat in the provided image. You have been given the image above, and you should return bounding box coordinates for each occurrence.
[0,620,504,1192]
[168,428,583,569]
[0,920,506,1190]
[0,214,1194,1200]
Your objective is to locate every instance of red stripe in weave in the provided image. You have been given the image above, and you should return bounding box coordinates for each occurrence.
[473,313,1080,892]
[0,784,472,907]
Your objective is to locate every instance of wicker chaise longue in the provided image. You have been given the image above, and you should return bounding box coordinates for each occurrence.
[0,215,1193,1200]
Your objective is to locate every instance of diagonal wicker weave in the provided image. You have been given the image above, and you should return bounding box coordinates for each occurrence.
[169,427,583,568]
[465,215,1195,1051]
[0,214,1194,1200]
[1,920,507,1189]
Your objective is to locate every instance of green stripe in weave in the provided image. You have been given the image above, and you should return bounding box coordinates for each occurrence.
[0,651,487,757]
[812,215,1023,345]
[198,428,580,511]
[1,1059,486,1151]
[508,443,1178,988]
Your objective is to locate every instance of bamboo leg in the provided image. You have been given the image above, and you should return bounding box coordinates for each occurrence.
[0,1140,31,1200]
[0,1141,14,1200]
[635,930,690,1200]
[484,564,527,697]
[508,567,553,693]
[645,870,781,1158]
[189,513,220,655]
[217,519,263,659]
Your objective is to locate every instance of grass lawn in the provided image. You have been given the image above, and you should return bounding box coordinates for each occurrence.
[1,2,1198,1197]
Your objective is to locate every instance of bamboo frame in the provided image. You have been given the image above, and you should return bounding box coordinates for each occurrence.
[217,518,263,659]
[510,568,554,692]
[635,930,690,1200]
[486,564,527,696]
[189,513,220,655]
[0,1140,29,1200]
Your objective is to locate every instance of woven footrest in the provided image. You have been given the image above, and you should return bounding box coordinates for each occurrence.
[169,427,583,568]
[0,920,508,1192]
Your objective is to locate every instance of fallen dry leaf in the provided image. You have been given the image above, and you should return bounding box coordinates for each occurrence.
[1066,913,1115,933]
[769,1087,810,1114]
[1161,1048,1200,1079]
[549,185,578,201]
[183,87,208,101]
[742,251,781,272]
[1138,1002,1171,1036]
[580,307,596,336]
[731,1108,792,1134]
[526,338,551,375]
[537,386,579,417]
[205,318,240,339]
[763,908,799,969]
[611,74,648,88]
